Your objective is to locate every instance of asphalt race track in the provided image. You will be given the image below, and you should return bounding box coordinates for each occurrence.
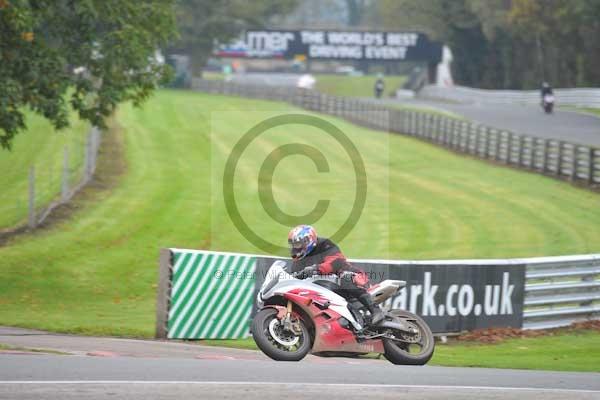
[1,327,599,400]
[225,72,600,147]
[398,98,600,147]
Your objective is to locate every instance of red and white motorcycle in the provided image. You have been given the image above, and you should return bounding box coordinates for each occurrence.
[252,260,435,364]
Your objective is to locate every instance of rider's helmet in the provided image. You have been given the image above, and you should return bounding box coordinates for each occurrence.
[288,225,317,260]
[542,81,550,88]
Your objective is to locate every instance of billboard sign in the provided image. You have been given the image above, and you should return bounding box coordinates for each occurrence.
[254,258,525,333]
[215,30,443,63]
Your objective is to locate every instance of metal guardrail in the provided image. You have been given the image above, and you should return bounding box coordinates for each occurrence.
[156,247,600,336]
[523,254,600,329]
[419,85,600,108]
[193,79,600,188]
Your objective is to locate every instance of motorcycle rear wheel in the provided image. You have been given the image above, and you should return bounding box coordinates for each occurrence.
[382,310,435,365]
[251,308,312,361]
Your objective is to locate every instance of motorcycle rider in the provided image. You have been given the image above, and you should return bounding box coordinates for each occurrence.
[287,225,384,326]
[541,82,554,101]
[374,75,385,99]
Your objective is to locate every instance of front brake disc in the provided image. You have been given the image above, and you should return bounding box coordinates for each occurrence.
[268,318,300,347]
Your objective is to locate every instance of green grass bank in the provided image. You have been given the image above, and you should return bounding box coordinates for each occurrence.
[1,89,599,339]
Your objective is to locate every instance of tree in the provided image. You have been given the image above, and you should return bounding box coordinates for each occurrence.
[377,0,600,89]
[345,0,371,26]
[378,0,490,86]
[0,0,177,150]
[173,0,297,77]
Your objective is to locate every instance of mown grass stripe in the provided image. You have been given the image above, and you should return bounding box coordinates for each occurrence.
[208,256,255,338]
[173,254,225,338]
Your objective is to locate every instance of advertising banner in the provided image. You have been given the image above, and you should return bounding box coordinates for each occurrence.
[254,258,525,333]
[215,30,443,63]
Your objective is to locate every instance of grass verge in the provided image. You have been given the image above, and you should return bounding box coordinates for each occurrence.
[583,108,600,117]
[314,74,405,98]
[1,89,599,337]
[201,72,406,99]
[433,330,600,372]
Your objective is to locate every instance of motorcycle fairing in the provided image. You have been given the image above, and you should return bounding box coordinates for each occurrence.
[263,294,384,354]
[263,278,363,330]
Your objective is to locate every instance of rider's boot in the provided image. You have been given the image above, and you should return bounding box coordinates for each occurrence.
[358,293,384,326]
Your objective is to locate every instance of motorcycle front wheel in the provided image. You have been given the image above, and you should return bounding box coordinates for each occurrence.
[382,310,435,365]
[251,308,312,361]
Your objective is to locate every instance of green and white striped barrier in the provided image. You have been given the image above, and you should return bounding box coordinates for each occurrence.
[158,248,582,338]
[156,248,260,339]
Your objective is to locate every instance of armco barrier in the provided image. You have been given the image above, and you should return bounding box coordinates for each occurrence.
[523,254,600,330]
[192,79,600,188]
[419,85,600,108]
[155,249,600,339]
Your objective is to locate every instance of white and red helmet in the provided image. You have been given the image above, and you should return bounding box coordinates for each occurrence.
[287,225,317,260]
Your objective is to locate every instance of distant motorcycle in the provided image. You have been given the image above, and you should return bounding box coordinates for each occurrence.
[252,260,435,364]
[542,94,555,114]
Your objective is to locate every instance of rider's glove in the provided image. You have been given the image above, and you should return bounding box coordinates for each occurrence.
[339,270,369,288]
[351,271,369,288]
[298,265,318,279]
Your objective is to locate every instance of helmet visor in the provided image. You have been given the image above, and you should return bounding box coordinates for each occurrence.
[289,239,306,259]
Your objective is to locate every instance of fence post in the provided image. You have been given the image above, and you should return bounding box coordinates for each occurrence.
[517,135,524,167]
[61,146,69,201]
[493,130,501,161]
[434,115,441,143]
[502,132,511,164]
[557,141,564,176]
[440,117,447,145]
[28,166,36,229]
[450,119,457,149]
[484,127,491,158]
[589,148,596,186]
[571,146,578,181]
[540,139,548,173]
[155,248,173,339]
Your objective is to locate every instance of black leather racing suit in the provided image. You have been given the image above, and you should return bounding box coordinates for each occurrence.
[541,86,553,98]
